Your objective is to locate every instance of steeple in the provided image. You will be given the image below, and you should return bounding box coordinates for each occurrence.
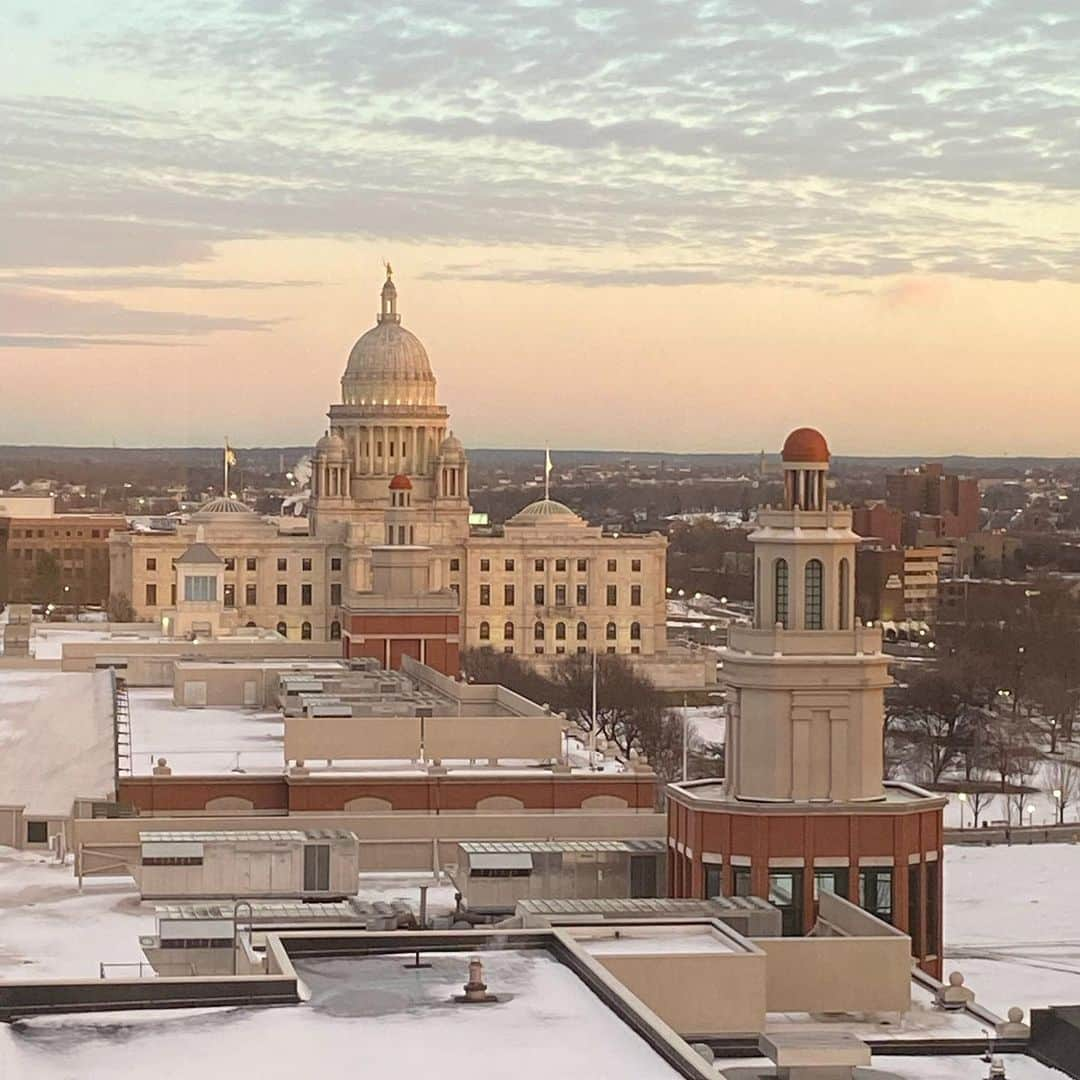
[378,262,400,325]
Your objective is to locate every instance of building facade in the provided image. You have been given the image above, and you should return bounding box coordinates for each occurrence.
[112,270,668,667]
[0,495,125,606]
[667,428,946,975]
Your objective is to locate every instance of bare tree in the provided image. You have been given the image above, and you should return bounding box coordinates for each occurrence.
[1047,760,1080,824]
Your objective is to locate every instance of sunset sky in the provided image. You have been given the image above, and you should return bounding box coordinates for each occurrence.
[2,1,1079,455]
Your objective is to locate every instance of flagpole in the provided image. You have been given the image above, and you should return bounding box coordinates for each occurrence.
[224,437,230,498]
[590,650,598,770]
[544,445,552,501]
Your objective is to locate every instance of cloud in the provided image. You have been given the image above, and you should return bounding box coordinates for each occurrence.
[0,335,192,349]
[2,272,321,291]
[1,1,1078,289]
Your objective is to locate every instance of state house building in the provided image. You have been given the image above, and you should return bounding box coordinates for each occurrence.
[110,271,667,673]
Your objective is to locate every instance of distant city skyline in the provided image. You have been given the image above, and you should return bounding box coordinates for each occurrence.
[3,2,1078,454]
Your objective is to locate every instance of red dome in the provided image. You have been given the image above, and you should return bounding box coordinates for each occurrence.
[781,427,830,464]
[388,473,413,491]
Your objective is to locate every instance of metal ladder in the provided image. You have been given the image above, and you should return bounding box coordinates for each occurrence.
[113,673,131,779]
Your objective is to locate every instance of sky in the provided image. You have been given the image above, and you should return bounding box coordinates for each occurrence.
[2,0,1079,455]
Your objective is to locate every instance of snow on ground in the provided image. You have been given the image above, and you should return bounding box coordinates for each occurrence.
[0,669,114,814]
[0,847,149,979]
[129,687,284,775]
[672,704,726,747]
[354,873,460,916]
[945,844,1080,1016]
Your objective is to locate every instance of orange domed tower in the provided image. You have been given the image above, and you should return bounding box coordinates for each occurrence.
[667,428,946,975]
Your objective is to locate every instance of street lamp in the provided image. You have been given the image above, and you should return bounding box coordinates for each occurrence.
[1054,788,1064,825]
[1025,805,1035,828]
[958,791,968,830]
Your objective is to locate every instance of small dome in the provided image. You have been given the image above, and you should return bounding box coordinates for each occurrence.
[315,430,347,460]
[388,474,413,491]
[782,427,830,464]
[439,431,465,459]
[192,496,255,516]
[509,498,582,522]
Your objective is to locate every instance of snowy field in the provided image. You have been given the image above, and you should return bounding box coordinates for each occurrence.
[129,687,284,774]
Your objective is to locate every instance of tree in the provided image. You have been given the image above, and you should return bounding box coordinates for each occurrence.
[886,668,975,784]
[107,591,136,623]
[1047,760,1080,824]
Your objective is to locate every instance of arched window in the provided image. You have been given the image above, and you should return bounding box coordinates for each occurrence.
[606,621,617,641]
[301,621,312,640]
[534,621,545,640]
[246,620,257,628]
[330,620,341,640]
[774,559,789,629]
[804,559,823,630]
[576,621,588,640]
[386,525,394,544]
[479,620,490,641]
[555,622,566,640]
[504,621,515,641]
[838,558,850,630]
[276,621,288,637]
[630,621,641,640]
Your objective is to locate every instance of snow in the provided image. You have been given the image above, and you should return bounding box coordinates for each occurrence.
[0,847,149,979]
[580,927,738,955]
[0,669,114,815]
[354,873,460,916]
[0,951,683,1080]
[944,844,1080,1017]
[129,687,284,775]
[672,704,727,747]
[26,627,115,660]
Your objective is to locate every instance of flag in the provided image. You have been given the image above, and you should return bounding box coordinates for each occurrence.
[544,447,552,499]
[225,441,237,468]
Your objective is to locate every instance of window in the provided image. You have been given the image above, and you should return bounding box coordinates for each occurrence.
[839,557,850,630]
[303,844,330,891]
[184,575,217,602]
[534,584,545,605]
[630,621,641,640]
[277,558,287,572]
[577,558,587,572]
[145,583,157,606]
[505,645,515,654]
[632,558,641,572]
[277,584,288,605]
[223,584,235,608]
[556,558,567,572]
[813,867,849,901]
[534,558,545,572]
[504,558,515,571]
[224,557,235,571]
[330,556,341,572]
[908,864,922,958]
[769,868,805,936]
[450,558,460,572]
[577,646,587,654]
[480,584,491,606]
[503,621,515,641]
[732,865,752,898]
[606,621,617,640]
[480,558,490,572]
[534,621,545,640]
[276,621,288,637]
[630,585,641,606]
[479,621,490,641]
[245,584,257,606]
[450,583,459,598]
[774,559,789,628]
[301,584,312,606]
[247,557,257,571]
[91,529,100,538]
[504,584,515,606]
[555,622,566,640]
[25,821,48,845]
[330,583,341,606]
[146,557,156,571]
[171,584,176,605]
[926,860,940,955]
[330,620,341,640]
[804,559,823,630]
[577,584,588,605]
[705,864,723,899]
[301,621,312,640]
[555,584,567,606]
[859,866,893,924]
[607,559,617,572]
[577,621,587,640]
[302,557,312,572]
[606,584,617,606]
